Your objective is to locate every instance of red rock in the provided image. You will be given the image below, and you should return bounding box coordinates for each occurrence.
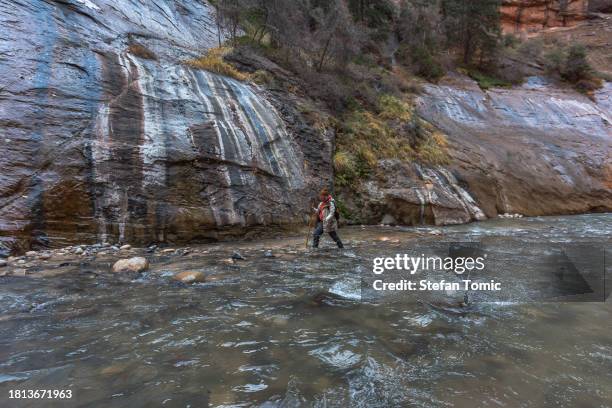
[501,0,590,35]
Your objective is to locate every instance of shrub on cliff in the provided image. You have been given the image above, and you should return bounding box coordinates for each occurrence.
[543,43,601,94]
[414,47,445,82]
[334,95,449,186]
[543,48,565,74]
[561,44,591,83]
[185,47,249,81]
[465,69,512,90]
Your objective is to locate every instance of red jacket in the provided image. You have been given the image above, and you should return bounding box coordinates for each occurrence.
[317,195,333,222]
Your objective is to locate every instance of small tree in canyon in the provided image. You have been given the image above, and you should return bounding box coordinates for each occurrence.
[441,0,502,66]
[215,0,243,45]
[310,0,361,72]
[397,0,446,80]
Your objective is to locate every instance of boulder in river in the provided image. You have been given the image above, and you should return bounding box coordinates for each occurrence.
[173,271,206,284]
[112,257,149,273]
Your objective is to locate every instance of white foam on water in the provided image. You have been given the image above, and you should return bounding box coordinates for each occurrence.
[309,344,362,370]
[329,279,362,301]
[232,383,268,393]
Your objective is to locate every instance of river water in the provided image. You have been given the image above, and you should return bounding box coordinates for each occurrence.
[0,214,610,407]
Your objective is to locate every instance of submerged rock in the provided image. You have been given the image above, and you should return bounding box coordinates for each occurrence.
[100,364,130,377]
[12,269,27,277]
[112,257,149,273]
[173,271,206,284]
[232,251,245,260]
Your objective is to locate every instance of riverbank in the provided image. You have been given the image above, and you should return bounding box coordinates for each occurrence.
[0,213,608,282]
[0,223,429,280]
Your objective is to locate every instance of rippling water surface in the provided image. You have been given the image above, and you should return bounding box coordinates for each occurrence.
[0,214,611,407]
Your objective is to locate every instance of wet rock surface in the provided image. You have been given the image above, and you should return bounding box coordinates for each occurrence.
[339,160,487,226]
[416,75,612,219]
[341,75,610,226]
[0,0,330,253]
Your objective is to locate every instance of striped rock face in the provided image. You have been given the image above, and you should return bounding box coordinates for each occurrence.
[0,0,326,252]
[340,75,610,227]
[416,75,612,219]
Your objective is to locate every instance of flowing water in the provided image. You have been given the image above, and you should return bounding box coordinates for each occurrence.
[0,214,611,407]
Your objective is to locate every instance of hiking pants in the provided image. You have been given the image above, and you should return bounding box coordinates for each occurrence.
[313,221,344,248]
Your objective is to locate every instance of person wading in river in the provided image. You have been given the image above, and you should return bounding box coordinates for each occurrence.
[312,188,344,249]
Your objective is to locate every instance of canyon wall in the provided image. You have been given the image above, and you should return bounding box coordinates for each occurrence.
[416,75,612,219]
[0,0,332,252]
[0,0,610,252]
[338,76,611,227]
[501,0,590,34]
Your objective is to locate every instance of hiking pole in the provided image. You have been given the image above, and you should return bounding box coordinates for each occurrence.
[305,205,316,249]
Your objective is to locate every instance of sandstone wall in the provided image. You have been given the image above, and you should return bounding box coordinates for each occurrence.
[416,75,612,219]
[501,0,590,34]
[0,0,332,252]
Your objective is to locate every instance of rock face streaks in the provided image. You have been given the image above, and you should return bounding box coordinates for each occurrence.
[416,75,612,218]
[0,0,318,252]
[347,161,488,227]
[345,74,610,227]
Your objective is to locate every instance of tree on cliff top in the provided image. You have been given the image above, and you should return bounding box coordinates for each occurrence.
[397,0,446,81]
[442,0,501,66]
